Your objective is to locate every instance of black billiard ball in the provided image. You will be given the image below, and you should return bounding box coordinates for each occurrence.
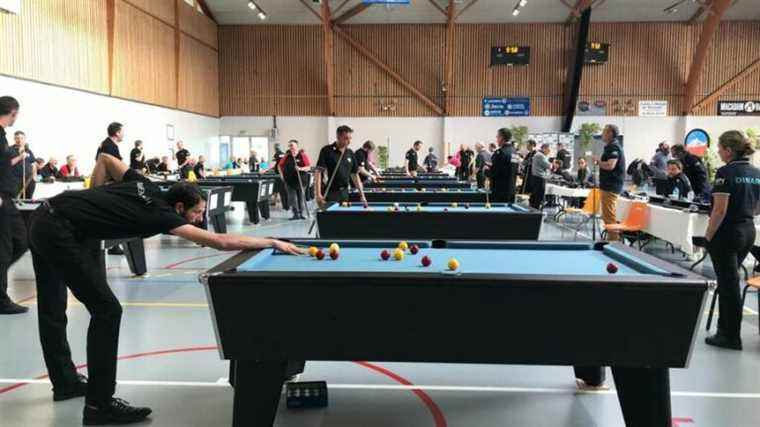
[381,250,390,261]
[607,262,618,274]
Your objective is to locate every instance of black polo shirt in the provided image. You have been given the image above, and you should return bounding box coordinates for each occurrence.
[96,138,121,160]
[10,145,35,187]
[665,173,692,198]
[157,162,170,173]
[712,159,760,226]
[405,149,419,171]
[682,153,709,195]
[130,148,145,170]
[193,162,205,178]
[0,126,16,195]
[49,169,189,240]
[176,148,190,166]
[490,145,514,191]
[599,141,625,194]
[355,148,369,170]
[317,142,357,191]
[556,149,571,170]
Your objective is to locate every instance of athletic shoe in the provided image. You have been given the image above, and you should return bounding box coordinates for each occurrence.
[83,398,152,425]
[53,374,88,402]
[705,333,742,350]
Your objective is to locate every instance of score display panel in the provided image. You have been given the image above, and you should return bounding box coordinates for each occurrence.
[584,42,609,64]
[491,46,530,66]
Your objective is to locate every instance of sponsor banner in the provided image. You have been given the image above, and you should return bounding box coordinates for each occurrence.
[482,97,530,117]
[638,100,668,117]
[718,100,760,116]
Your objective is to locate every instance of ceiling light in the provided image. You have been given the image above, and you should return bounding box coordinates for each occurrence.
[519,0,528,6]
[257,11,267,20]
[247,1,256,10]
[512,8,520,16]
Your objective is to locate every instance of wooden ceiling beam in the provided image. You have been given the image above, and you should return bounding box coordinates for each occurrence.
[333,26,444,116]
[688,5,706,25]
[195,0,217,23]
[321,1,336,116]
[332,2,372,25]
[683,0,733,114]
[692,56,760,113]
[444,0,456,115]
[566,0,594,23]
[426,0,447,17]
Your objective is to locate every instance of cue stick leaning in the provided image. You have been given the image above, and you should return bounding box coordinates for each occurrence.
[308,147,347,235]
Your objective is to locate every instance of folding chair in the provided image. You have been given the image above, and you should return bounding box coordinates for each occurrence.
[603,201,649,248]
[557,188,601,240]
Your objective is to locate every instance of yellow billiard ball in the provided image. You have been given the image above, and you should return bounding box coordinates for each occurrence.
[485,203,492,209]
[308,246,318,257]
[341,202,348,207]
[387,206,394,212]
[329,243,340,253]
[398,241,409,251]
[451,202,458,208]
[416,205,422,212]
[393,248,405,261]
[448,258,460,271]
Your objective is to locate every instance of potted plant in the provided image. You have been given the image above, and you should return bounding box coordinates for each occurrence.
[577,123,601,150]
[509,125,529,150]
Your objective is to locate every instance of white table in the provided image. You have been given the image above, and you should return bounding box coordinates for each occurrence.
[31,181,86,199]
[545,183,591,199]
[616,197,760,258]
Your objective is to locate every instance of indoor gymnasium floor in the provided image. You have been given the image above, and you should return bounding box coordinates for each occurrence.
[1,204,759,427]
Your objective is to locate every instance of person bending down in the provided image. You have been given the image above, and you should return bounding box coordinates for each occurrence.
[30,153,301,425]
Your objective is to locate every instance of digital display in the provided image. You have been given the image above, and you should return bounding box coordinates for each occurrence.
[491,46,530,66]
[584,42,609,64]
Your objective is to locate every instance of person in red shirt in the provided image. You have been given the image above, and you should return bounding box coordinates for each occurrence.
[59,155,80,178]
[277,140,311,220]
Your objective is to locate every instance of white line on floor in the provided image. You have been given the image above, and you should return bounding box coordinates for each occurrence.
[3,379,760,399]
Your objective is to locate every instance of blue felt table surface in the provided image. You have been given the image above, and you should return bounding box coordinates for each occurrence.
[326,203,530,213]
[237,246,662,276]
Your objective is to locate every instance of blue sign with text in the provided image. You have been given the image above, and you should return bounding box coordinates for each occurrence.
[482,97,530,117]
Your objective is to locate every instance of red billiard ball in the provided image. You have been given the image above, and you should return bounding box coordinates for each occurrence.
[316,249,325,260]
[607,262,618,274]
[380,250,390,261]
[330,250,339,260]
[421,256,432,267]
[410,244,419,255]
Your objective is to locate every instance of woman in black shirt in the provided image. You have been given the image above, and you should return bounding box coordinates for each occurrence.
[704,131,760,350]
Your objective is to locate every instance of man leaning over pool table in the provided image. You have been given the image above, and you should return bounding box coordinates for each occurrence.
[28,153,302,425]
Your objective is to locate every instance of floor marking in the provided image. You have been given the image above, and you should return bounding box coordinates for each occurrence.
[2,379,760,400]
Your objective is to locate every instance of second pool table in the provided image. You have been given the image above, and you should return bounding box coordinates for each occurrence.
[351,187,489,203]
[202,240,707,427]
[317,202,542,240]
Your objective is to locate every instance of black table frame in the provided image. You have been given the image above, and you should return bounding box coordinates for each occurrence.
[201,240,707,427]
[351,190,489,203]
[364,181,471,189]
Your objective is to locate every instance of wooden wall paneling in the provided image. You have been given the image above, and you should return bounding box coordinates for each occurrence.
[122,0,175,26]
[112,0,177,108]
[0,0,109,94]
[177,0,218,50]
[179,33,219,116]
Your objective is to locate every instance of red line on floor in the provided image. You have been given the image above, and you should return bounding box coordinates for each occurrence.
[162,254,226,269]
[0,346,446,427]
[354,361,448,427]
[672,417,694,427]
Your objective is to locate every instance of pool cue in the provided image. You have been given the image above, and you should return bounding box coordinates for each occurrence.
[308,147,347,235]
[292,151,311,219]
[485,177,490,205]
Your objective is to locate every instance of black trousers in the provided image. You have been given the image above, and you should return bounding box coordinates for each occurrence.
[325,188,350,204]
[286,181,305,216]
[29,208,122,404]
[707,222,755,339]
[529,176,546,210]
[0,194,29,305]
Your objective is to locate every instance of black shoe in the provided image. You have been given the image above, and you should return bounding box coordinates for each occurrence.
[0,302,29,315]
[83,398,152,425]
[107,246,124,255]
[53,374,88,402]
[705,333,742,350]
[298,214,307,220]
[289,215,300,221]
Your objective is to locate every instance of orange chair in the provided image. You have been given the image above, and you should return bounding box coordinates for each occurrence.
[558,188,601,240]
[603,201,649,248]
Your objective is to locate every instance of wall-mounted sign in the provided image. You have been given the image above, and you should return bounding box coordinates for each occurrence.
[482,97,530,117]
[638,100,668,117]
[684,128,710,158]
[490,46,530,66]
[718,100,760,116]
[576,99,607,116]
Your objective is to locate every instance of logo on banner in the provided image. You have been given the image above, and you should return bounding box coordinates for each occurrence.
[684,129,710,157]
[718,100,760,116]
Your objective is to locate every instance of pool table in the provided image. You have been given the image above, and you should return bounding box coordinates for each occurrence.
[376,175,457,181]
[163,177,275,224]
[351,187,489,203]
[201,240,707,427]
[364,180,471,189]
[317,203,542,240]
